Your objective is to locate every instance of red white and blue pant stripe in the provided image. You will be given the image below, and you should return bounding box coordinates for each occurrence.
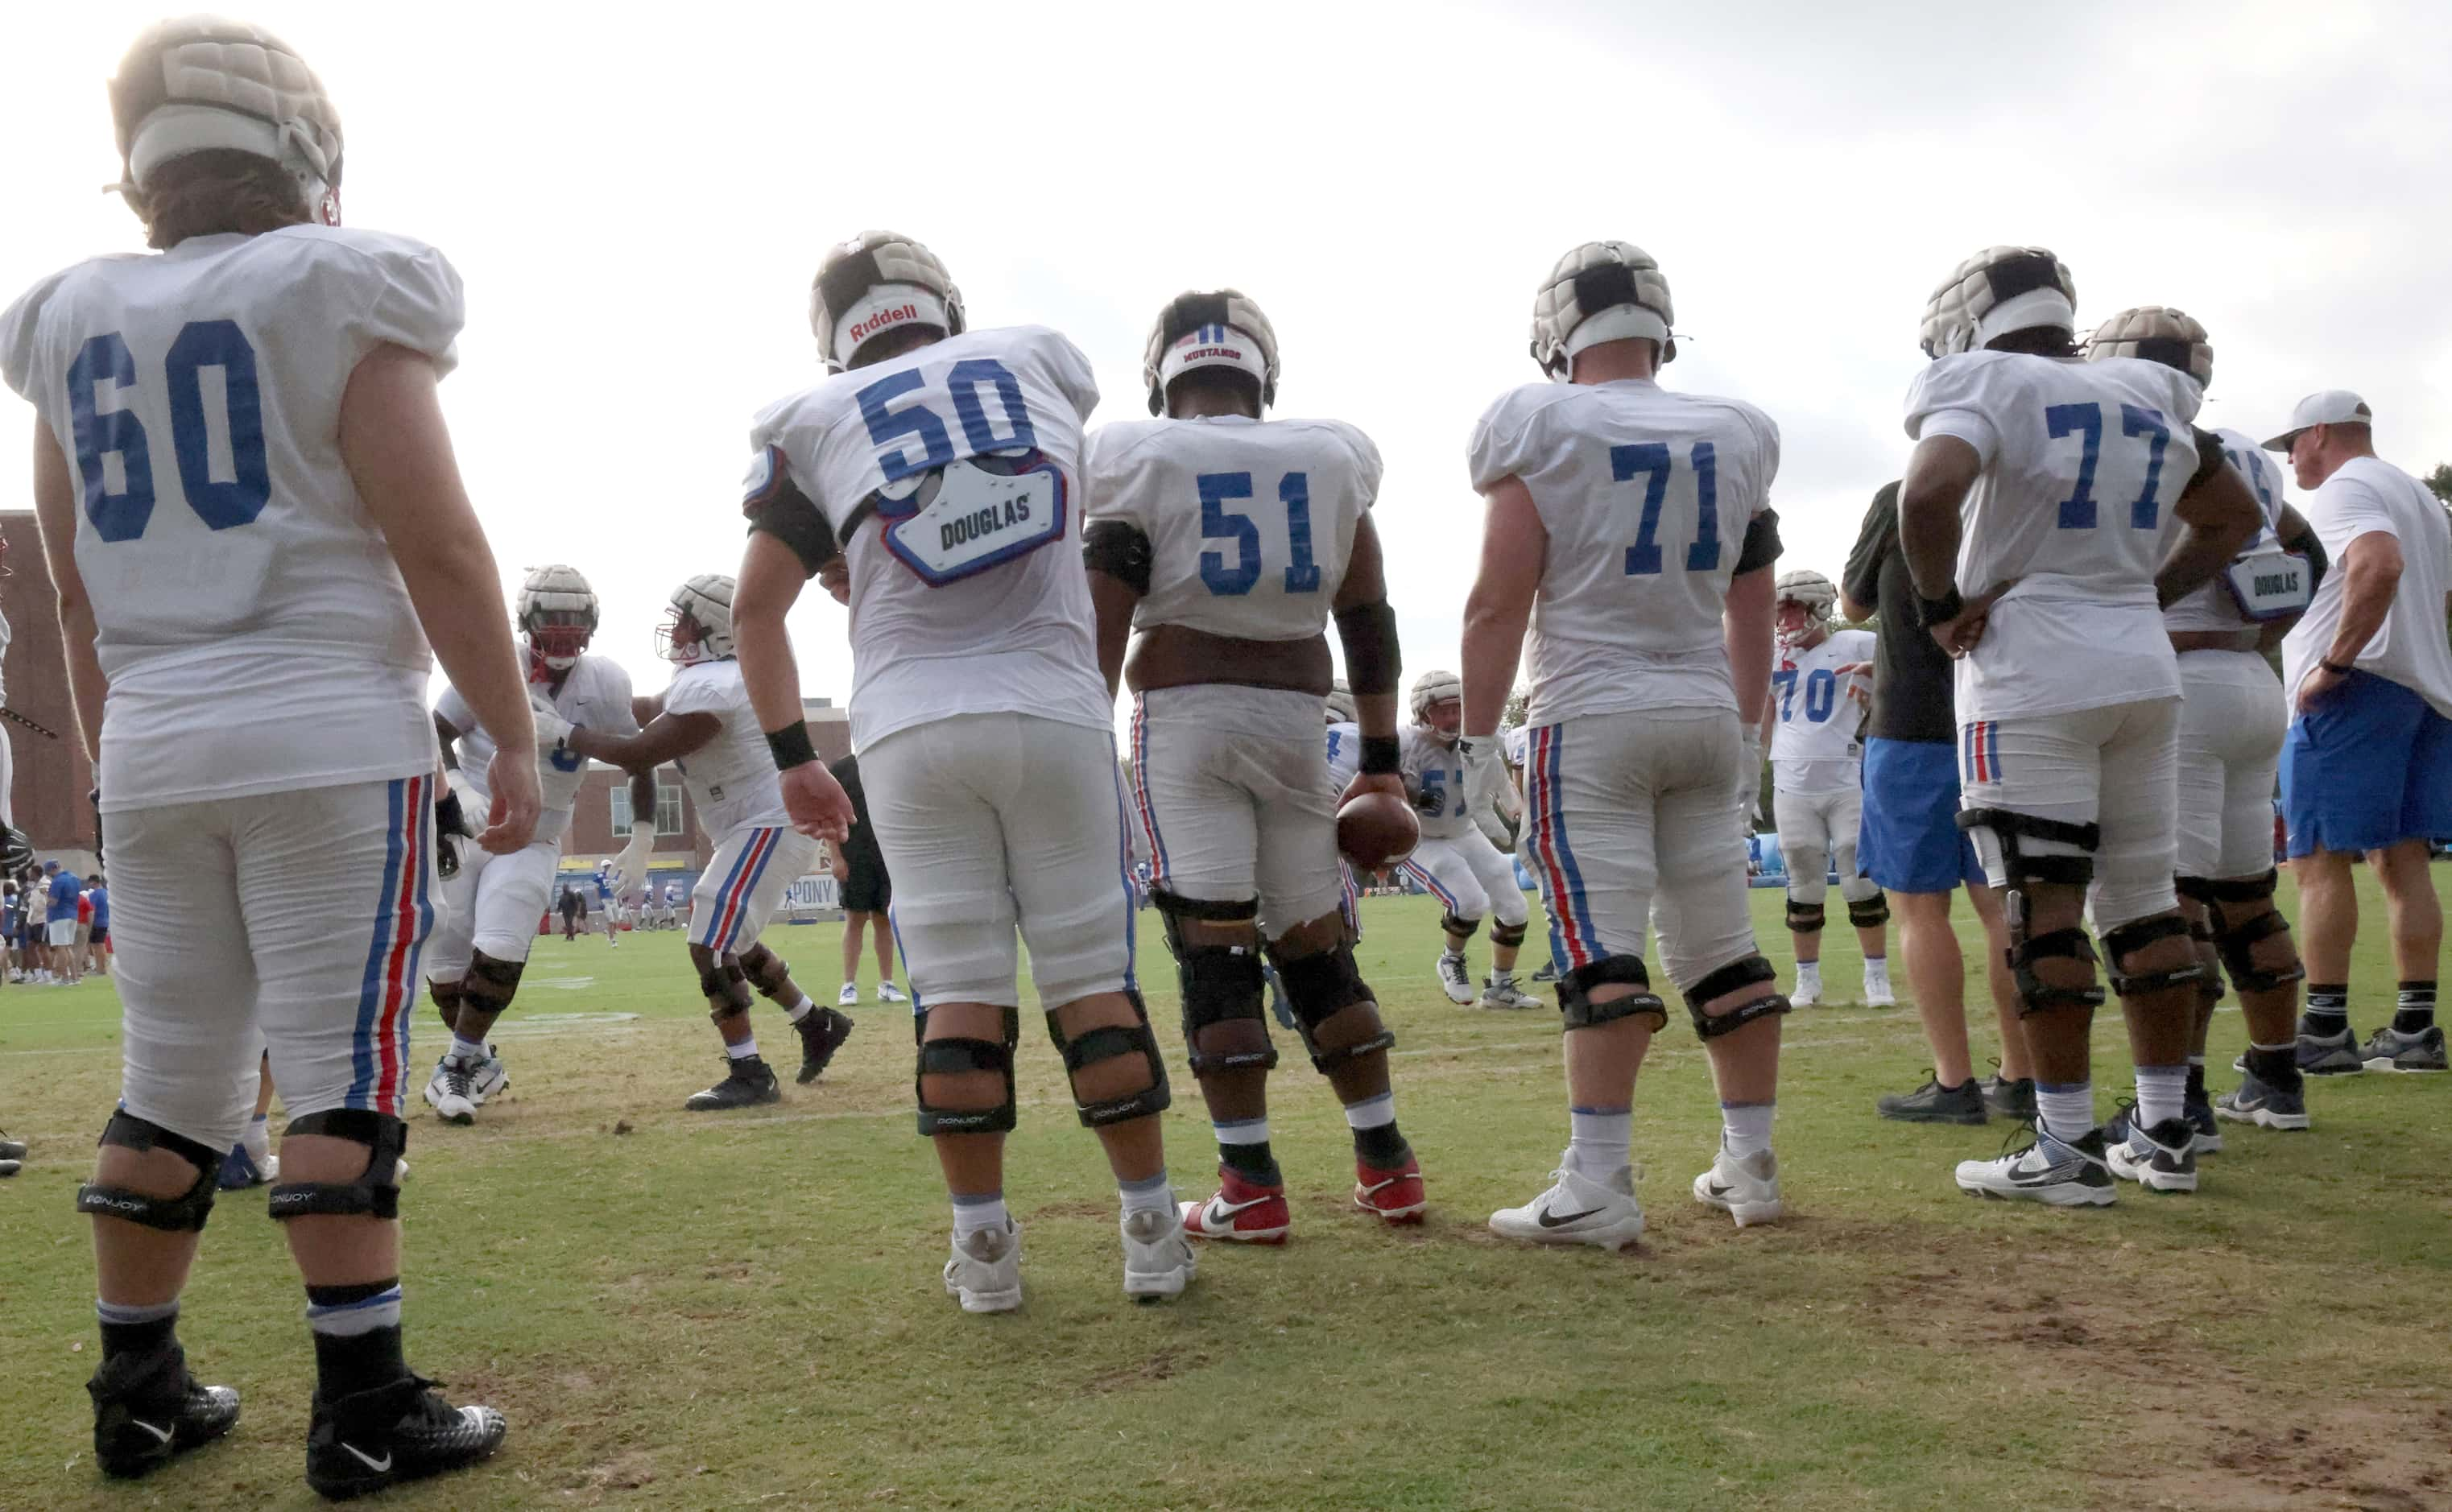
[346,775,434,1114]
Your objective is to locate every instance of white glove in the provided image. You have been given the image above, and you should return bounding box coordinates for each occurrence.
[609,819,655,902]
[527,690,573,752]
[1458,734,1515,827]
[1738,725,1765,828]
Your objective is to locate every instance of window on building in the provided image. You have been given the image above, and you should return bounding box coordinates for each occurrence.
[610,781,685,837]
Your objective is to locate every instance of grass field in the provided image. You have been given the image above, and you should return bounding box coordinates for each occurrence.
[2,874,2449,1511]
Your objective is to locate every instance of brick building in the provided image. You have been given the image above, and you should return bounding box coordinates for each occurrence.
[2,510,99,870]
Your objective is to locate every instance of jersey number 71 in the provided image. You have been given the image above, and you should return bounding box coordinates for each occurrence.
[1612,441,1719,576]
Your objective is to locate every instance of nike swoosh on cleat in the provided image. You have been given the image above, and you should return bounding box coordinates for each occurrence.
[1536,1205,1605,1228]
[1202,1196,1276,1221]
[341,1443,393,1473]
[128,1419,174,1444]
[1705,1181,1735,1198]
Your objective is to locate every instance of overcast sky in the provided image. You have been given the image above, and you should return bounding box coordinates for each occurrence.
[4,0,2446,725]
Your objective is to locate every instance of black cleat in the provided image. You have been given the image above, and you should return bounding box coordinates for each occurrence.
[88,1341,240,1479]
[2215,1071,2311,1130]
[1877,1072,1988,1125]
[306,1374,506,1502]
[684,1055,782,1111]
[2293,1026,2368,1076]
[1980,1072,2036,1123]
[0,1128,27,1162]
[2361,1023,2448,1073]
[793,1008,856,1084]
[1531,960,1561,984]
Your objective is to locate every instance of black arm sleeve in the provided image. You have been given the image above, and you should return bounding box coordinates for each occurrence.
[1333,601,1401,695]
[1733,506,1784,576]
[745,477,839,579]
[1082,521,1153,595]
[2182,427,2228,494]
[1842,484,1899,610]
[2280,514,2330,595]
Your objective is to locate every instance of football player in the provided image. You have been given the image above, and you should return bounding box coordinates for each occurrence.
[1086,291,1422,1244]
[1899,248,2263,1204]
[2,18,527,1491]
[559,575,854,1108]
[1763,569,1892,1006]
[1400,671,1539,1009]
[2081,308,2324,1146]
[1462,242,1789,1250]
[730,232,1194,1311]
[422,564,643,1125]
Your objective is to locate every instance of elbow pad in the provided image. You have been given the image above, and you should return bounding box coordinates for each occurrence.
[743,448,841,577]
[1334,601,1401,695]
[1083,521,1153,595]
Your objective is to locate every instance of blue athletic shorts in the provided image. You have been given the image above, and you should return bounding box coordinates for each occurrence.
[2280,670,2452,857]
[1857,737,1982,894]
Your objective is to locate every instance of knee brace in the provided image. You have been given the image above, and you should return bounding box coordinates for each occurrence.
[1784,899,1827,934]
[915,1006,1021,1136]
[267,1109,407,1221]
[2202,873,2304,993]
[75,1110,221,1232]
[1154,891,1275,1076]
[1441,912,1482,942]
[427,978,461,1030]
[1048,988,1172,1127]
[1489,918,1528,949]
[2102,914,2210,999]
[1558,956,1668,1031]
[462,950,525,1014]
[1961,807,2103,1014]
[738,943,792,998]
[1684,955,1791,1041]
[1272,940,1393,1072]
[693,946,750,1019]
[1847,893,1891,928]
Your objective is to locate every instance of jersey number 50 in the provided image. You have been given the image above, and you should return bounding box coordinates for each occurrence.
[68,323,270,543]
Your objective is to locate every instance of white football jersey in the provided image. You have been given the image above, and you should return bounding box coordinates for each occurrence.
[1770,628,1875,791]
[439,651,637,844]
[1904,350,2202,721]
[1469,378,1780,725]
[1324,719,1362,796]
[2161,427,2289,636]
[660,656,791,838]
[1398,725,1472,839]
[747,325,1109,753]
[0,227,462,810]
[1085,414,1380,641]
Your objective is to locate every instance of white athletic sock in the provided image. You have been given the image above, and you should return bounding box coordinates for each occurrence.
[1720,1101,1775,1159]
[784,995,815,1023]
[1118,1169,1173,1219]
[1863,956,1889,981]
[1565,1105,1632,1179]
[2034,1082,2094,1146]
[1342,1093,1396,1132]
[726,1035,760,1061]
[2134,1064,2187,1132]
[449,1035,488,1065]
[1214,1115,1271,1149]
[951,1191,1007,1241]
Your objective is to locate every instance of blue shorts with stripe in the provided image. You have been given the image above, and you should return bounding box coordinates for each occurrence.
[2281,670,2452,857]
[1857,737,1981,894]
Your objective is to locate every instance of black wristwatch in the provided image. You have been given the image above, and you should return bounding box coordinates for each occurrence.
[1916,588,1965,627]
[2319,659,2355,676]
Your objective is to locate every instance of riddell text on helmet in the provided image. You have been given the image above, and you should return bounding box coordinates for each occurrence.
[851,304,920,343]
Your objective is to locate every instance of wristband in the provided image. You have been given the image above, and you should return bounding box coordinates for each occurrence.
[434,789,469,838]
[1360,736,1400,776]
[1916,588,1965,627]
[2320,659,2355,676]
[765,721,818,771]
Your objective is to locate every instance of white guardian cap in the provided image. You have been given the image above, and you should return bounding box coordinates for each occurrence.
[659,574,735,663]
[1410,668,1462,726]
[1919,246,2076,359]
[1142,290,1280,415]
[2082,305,2213,389]
[1775,568,1838,651]
[109,15,345,225]
[1530,241,1676,381]
[1325,679,1357,726]
[809,230,965,372]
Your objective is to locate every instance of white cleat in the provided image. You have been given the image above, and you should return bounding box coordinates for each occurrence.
[467,1047,510,1105]
[1121,1206,1197,1302]
[1489,1163,1645,1251]
[943,1221,1023,1314]
[423,1056,479,1126]
[837,982,861,1008]
[878,981,908,1004]
[1435,951,1477,1006]
[1863,970,1895,1008]
[1478,972,1541,1010]
[1788,973,1821,1008]
[1692,1145,1784,1228]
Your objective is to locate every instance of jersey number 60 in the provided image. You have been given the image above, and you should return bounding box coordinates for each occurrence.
[67,322,270,543]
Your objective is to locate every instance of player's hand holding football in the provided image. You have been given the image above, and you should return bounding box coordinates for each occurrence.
[782,762,855,842]
[1340,770,1407,808]
[480,746,542,853]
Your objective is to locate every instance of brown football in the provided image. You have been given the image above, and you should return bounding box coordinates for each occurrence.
[1337,790,1420,870]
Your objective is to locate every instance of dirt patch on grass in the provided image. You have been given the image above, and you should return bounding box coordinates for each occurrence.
[1081,1347,1206,1394]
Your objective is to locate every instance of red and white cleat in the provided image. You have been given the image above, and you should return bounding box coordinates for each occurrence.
[1353,1155,1426,1225]
[1180,1167,1291,1245]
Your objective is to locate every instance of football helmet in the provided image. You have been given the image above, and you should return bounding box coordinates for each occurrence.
[1325,679,1357,727]
[1531,242,1675,380]
[658,574,736,664]
[1409,668,1462,728]
[810,230,964,372]
[1775,568,1838,651]
[2082,305,2213,389]
[518,564,598,680]
[1142,290,1280,415]
[109,16,344,225]
[1919,246,2076,359]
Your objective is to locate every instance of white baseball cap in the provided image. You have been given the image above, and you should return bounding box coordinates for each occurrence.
[2262,389,2374,452]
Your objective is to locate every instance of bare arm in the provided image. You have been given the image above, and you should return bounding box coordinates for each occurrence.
[340,344,536,849]
[29,419,106,759]
[2324,531,2404,667]
[1898,436,1980,602]
[734,531,812,737]
[567,712,722,773]
[1086,569,1139,700]
[2153,448,2263,609]
[2256,502,2322,651]
[1334,514,1400,742]
[1461,479,1543,740]
[1724,565,1775,729]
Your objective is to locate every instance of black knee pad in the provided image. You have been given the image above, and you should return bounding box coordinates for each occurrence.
[267,1109,407,1222]
[1441,913,1482,942]
[1489,919,1528,949]
[738,943,792,997]
[1847,892,1891,928]
[1558,956,1668,1031]
[915,1006,1020,1136]
[1784,899,1827,934]
[2103,913,2210,999]
[1049,989,1172,1127]
[693,946,750,1017]
[428,978,461,1014]
[1684,955,1791,1041]
[1272,940,1392,1072]
[1154,889,1258,948]
[462,950,524,1012]
[2210,905,2303,994]
[1177,944,1276,1076]
[2174,874,2218,907]
[2008,926,2104,1015]
[1958,809,2098,925]
[75,1110,221,1232]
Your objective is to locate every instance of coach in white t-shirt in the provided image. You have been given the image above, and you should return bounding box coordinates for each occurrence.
[2269,390,2452,1073]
